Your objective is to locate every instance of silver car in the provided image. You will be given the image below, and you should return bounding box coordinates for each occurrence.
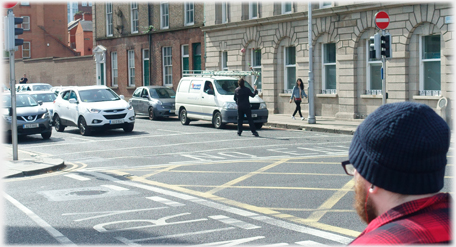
[2,93,52,140]
[27,91,57,125]
[129,86,176,120]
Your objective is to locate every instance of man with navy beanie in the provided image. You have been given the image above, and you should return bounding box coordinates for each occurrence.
[341,102,451,244]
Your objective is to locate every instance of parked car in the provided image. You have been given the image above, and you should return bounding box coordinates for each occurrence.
[27,91,57,124]
[50,86,73,97]
[2,92,52,139]
[1,84,9,92]
[53,85,135,136]
[129,86,176,120]
[175,71,268,129]
[16,83,53,92]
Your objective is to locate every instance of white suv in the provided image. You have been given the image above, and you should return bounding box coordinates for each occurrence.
[53,85,135,135]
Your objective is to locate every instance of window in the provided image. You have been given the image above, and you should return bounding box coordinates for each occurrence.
[163,47,172,86]
[106,3,113,36]
[366,40,382,95]
[128,50,135,86]
[322,43,336,94]
[21,16,30,30]
[251,48,262,91]
[320,2,332,8]
[89,2,92,6]
[184,2,194,26]
[20,2,29,5]
[82,2,87,6]
[221,51,228,71]
[193,43,201,71]
[222,2,228,23]
[284,46,296,93]
[420,35,441,96]
[182,45,189,74]
[131,2,138,33]
[249,2,258,19]
[215,2,229,24]
[143,49,150,86]
[22,42,31,58]
[160,2,169,29]
[282,2,292,14]
[111,52,118,86]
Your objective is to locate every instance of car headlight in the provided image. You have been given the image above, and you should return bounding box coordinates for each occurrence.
[259,102,267,109]
[127,104,133,110]
[41,111,50,119]
[2,115,12,121]
[155,100,163,105]
[87,108,101,113]
[223,102,238,110]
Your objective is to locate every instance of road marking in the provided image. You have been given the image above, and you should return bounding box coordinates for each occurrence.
[146,196,185,207]
[206,159,289,195]
[64,173,90,181]
[63,207,168,222]
[115,227,235,246]
[296,240,329,246]
[141,165,182,179]
[175,185,351,191]
[209,215,261,229]
[4,192,76,245]
[100,185,129,191]
[195,236,265,246]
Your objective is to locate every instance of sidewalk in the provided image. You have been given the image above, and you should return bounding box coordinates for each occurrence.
[2,115,362,179]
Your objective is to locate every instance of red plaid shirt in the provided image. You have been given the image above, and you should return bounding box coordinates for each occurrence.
[350,193,451,245]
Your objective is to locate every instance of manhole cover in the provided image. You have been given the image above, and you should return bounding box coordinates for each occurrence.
[69,190,108,196]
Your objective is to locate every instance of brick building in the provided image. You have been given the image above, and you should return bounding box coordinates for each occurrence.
[5,3,79,60]
[93,2,205,97]
[202,2,453,124]
[68,12,93,56]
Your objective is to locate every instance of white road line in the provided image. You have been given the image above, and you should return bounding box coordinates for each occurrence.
[146,196,185,207]
[3,193,76,246]
[295,240,329,246]
[64,174,90,181]
[195,236,265,246]
[101,185,129,191]
[115,227,235,246]
[261,244,289,247]
[209,215,261,230]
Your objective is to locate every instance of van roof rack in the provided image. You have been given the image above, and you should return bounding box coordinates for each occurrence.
[182,70,260,78]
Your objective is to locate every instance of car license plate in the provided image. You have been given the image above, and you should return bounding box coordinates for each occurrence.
[252,114,257,117]
[110,119,124,124]
[23,123,39,129]
[169,110,175,113]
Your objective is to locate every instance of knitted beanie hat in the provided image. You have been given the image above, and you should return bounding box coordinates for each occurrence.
[349,101,450,195]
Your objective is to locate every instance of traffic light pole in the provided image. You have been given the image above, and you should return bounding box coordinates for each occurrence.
[7,9,18,160]
[381,29,387,105]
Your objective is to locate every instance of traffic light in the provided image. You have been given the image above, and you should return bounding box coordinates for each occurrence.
[369,33,381,60]
[5,12,23,51]
[381,33,391,58]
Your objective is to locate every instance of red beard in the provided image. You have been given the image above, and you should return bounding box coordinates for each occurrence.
[354,178,378,224]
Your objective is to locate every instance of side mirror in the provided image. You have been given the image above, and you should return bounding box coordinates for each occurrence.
[69,98,78,104]
[38,100,43,105]
[120,95,125,100]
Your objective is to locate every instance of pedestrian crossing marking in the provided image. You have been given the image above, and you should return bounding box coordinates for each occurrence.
[101,185,129,191]
[209,215,261,229]
[295,240,329,246]
[146,196,185,207]
[64,174,90,181]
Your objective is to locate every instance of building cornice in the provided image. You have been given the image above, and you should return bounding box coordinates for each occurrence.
[95,24,204,41]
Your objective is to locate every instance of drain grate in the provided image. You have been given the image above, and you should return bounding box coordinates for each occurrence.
[38,186,139,201]
[69,190,108,196]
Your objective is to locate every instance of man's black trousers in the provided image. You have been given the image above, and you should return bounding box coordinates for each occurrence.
[237,107,257,134]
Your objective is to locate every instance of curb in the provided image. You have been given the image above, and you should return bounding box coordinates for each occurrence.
[264,122,355,135]
[4,162,66,179]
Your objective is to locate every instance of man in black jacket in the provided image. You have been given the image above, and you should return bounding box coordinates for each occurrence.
[234,78,259,137]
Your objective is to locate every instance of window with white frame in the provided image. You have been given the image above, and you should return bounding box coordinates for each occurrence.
[320,2,332,8]
[21,16,30,30]
[131,3,139,33]
[251,48,262,90]
[163,47,172,86]
[366,40,382,95]
[284,46,296,93]
[322,43,336,94]
[222,2,228,23]
[161,2,169,29]
[82,2,87,6]
[249,2,258,19]
[221,51,228,71]
[128,50,135,86]
[22,42,31,58]
[184,2,194,26]
[420,34,441,96]
[106,3,113,36]
[282,2,292,14]
[111,52,118,86]
[182,45,189,74]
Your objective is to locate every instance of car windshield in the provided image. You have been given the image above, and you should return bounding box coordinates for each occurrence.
[3,94,39,108]
[79,89,120,102]
[32,84,52,91]
[214,79,255,95]
[30,93,56,103]
[150,88,176,98]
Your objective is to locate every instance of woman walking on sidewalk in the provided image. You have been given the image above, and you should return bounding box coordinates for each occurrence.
[290,78,307,120]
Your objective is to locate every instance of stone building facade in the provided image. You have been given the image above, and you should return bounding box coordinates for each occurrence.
[202,2,453,124]
[93,2,205,97]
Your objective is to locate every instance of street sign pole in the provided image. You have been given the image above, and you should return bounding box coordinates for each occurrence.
[381,29,387,105]
[375,11,390,105]
[7,9,18,160]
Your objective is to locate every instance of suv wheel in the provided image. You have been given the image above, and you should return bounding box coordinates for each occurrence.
[54,115,65,132]
[148,107,157,120]
[179,108,190,125]
[41,131,52,140]
[123,123,134,132]
[78,116,92,136]
[213,112,225,129]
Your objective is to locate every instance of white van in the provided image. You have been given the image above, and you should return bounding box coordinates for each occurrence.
[175,71,268,129]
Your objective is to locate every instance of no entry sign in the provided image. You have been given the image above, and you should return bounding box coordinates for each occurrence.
[3,2,18,8]
[375,11,390,30]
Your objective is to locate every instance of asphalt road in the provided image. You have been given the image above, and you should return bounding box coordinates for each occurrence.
[3,116,453,245]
